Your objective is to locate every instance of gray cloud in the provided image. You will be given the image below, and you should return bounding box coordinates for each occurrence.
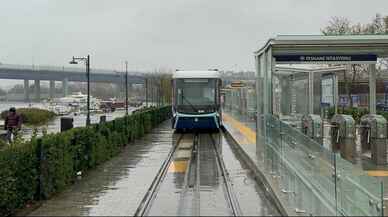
[0,0,387,72]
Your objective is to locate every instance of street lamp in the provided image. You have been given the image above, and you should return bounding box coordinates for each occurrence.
[125,61,128,116]
[69,55,91,126]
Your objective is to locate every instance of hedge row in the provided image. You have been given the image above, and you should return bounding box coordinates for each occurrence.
[0,106,171,216]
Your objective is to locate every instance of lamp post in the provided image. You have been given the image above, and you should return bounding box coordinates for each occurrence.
[125,61,128,116]
[69,55,91,126]
[145,77,148,107]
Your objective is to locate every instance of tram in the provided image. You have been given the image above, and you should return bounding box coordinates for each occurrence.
[172,70,222,131]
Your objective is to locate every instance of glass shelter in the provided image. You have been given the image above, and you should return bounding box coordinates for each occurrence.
[254,35,388,216]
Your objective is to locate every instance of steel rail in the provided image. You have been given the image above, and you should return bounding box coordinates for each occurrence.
[133,134,184,216]
[209,133,243,216]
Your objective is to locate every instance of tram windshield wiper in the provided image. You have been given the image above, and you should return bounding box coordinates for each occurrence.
[181,91,198,113]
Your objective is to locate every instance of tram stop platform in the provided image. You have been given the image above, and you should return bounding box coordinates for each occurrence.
[222,111,388,216]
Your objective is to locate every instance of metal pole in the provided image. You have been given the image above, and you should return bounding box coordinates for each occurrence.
[334,73,339,114]
[156,78,159,107]
[153,77,155,107]
[308,71,314,114]
[125,61,128,116]
[369,64,377,114]
[86,55,91,126]
[151,77,153,107]
[159,79,162,107]
[145,78,148,107]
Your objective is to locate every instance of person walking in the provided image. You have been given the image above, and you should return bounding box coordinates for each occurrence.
[4,107,22,143]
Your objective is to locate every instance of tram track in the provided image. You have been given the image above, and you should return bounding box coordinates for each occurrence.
[177,133,200,216]
[135,132,252,216]
[209,133,242,216]
[134,134,185,217]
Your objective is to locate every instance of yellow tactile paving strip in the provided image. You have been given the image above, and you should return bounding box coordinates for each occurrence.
[367,170,388,177]
[223,113,385,178]
[168,134,193,173]
[223,113,256,144]
[168,160,188,173]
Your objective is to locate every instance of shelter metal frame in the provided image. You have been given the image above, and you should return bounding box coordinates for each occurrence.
[255,34,388,143]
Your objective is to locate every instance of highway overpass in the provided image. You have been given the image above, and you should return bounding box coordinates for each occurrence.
[0,64,145,101]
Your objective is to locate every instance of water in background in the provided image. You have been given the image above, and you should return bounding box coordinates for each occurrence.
[0,101,136,140]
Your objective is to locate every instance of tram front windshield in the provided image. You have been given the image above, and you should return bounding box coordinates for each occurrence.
[176,78,217,114]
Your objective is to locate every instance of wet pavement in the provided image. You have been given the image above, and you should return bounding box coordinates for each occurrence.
[220,133,280,216]
[27,121,176,216]
[146,134,193,216]
[197,134,231,216]
[25,121,279,216]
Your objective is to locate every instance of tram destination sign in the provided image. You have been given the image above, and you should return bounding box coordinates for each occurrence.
[274,54,377,64]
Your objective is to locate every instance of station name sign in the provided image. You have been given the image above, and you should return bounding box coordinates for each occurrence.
[274,54,377,64]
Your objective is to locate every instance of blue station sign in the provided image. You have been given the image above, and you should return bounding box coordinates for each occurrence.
[274,54,377,64]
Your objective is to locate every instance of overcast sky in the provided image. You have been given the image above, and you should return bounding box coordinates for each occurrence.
[1,0,387,73]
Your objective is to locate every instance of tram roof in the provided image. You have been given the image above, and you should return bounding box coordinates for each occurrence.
[255,34,388,57]
[173,70,220,79]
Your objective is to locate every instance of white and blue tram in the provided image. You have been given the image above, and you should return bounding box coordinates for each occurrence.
[172,70,222,130]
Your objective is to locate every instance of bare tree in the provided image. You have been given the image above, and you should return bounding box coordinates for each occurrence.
[321,17,352,35]
[322,14,388,107]
[384,16,388,33]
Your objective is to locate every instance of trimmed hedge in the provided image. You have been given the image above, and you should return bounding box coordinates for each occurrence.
[0,106,171,216]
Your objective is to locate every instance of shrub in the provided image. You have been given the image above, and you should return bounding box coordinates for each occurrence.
[1,108,56,126]
[327,106,388,124]
[0,141,38,216]
[328,107,369,123]
[0,106,171,216]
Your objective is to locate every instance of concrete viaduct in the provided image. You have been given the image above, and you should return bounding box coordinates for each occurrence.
[0,64,145,101]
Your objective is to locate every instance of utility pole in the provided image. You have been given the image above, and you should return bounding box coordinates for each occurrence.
[125,61,128,116]
[69,55,91,126]
[86,55,90,125]
[145,78,148,107]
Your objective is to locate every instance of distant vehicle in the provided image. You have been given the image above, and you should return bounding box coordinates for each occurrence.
[100,98,125,112]
[172,70,222,131]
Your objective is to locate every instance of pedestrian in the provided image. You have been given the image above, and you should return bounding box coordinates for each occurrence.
[4,107,22,143]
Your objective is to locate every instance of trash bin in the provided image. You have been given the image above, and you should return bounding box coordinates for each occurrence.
[61,117,73,132]
[100,115,106,123]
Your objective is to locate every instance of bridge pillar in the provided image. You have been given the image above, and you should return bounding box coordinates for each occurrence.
[24,79,30,102]
[34,79,40,102]
[49,80,55,99]
[62,78,69,97]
